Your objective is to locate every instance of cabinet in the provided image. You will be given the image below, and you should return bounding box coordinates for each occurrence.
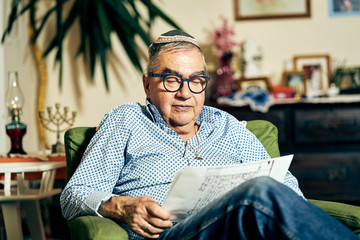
[215,96,360,204]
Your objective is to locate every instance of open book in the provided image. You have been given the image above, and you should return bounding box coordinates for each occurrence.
[162,154,294,221]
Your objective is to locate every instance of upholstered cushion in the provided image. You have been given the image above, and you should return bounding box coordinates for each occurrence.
[310,199,360,237]
[64,127,97,181]
[67,216,128,240]
[246,120,281,158]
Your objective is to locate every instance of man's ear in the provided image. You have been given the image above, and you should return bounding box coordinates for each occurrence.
[142,73,150,98]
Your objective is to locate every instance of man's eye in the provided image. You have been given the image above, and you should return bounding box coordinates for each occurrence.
[191,78,205,84]
[165,77,181,83]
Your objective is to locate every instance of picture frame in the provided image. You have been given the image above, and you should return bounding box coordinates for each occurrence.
[328,0,360,17]
[293,54,331,97]
[236,77,271,92]
[282,71,307,96]
[234,0,311,21]
[333,67,360,90]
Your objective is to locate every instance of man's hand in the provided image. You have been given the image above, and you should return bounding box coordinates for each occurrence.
[98,195,173,238]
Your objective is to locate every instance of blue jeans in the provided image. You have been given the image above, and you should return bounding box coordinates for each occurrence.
[158,176,358,240]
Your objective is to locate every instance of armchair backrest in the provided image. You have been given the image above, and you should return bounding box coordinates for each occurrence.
[246,120,280,158]
[64,127,96,181]
[64,120,280,181]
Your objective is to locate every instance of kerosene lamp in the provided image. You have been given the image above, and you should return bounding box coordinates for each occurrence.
[5,71,27,154]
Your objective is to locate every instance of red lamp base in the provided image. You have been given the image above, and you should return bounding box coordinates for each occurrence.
[6,121,27,155]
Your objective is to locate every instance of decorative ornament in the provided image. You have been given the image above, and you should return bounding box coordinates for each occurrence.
[39,103,76,153]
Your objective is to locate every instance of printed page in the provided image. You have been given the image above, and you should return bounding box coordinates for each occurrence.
[162,155,293,221]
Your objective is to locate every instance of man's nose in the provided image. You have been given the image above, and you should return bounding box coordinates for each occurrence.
[176,81,192,98]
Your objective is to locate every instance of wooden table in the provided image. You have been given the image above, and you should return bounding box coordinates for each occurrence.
[0,159,66,240]
[0,155,66,180]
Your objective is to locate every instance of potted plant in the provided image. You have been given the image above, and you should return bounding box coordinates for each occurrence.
[2,0,181,90]
[2,0,181,149]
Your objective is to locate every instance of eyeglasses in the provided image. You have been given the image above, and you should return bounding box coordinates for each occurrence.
[149,73,210,94]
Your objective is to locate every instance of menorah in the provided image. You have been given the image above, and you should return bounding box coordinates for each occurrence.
[39,103,76,153]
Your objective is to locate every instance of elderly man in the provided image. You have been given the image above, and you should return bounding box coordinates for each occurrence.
[61,30,357,240]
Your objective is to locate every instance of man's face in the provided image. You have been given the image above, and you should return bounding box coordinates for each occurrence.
[143,48,206,131]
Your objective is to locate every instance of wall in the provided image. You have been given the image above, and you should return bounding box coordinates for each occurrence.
[0,3,5,153]
[1,0,30,153]
[1,0,360,152]
[153,0,360,82]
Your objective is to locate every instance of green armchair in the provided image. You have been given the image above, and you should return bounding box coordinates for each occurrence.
[64,120,360,239]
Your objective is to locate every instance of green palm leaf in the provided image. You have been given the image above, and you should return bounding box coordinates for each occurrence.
[2,0,182,91]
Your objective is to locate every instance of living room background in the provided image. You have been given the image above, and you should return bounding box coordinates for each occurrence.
[1,0,359,153]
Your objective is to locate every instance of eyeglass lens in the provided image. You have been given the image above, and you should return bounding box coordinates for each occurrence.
[164,75,207,93]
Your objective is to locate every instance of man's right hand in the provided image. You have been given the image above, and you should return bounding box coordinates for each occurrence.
[98,195,173,238]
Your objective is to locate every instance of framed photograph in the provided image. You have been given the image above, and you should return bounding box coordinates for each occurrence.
[293,54,331,97]
[282,71,307,96]
[236,77,271,92]
[333,67,360,89]
[234,0,311,21]
[328,0,360,17]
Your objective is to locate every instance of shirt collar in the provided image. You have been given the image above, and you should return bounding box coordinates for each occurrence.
[145,99,164,125]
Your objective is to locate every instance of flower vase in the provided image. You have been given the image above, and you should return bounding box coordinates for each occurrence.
[210,57,236,102]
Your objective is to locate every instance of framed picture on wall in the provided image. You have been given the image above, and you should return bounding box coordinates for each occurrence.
[293,54,331,97]
[282,71,307,97]
[236,77,271,92]
[328,0,360,17]
[234,0,311,21]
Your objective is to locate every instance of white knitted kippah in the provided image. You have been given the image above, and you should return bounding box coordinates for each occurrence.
[153,30,199,48]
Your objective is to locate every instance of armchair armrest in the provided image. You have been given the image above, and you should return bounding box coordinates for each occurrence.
[67,216,128,240]
[310,199,360,237]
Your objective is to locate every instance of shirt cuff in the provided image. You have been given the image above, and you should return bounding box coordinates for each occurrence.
[81,191,116,217]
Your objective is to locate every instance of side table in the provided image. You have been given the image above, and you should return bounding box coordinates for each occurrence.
[0,154,66,180]
[0,161,66,240]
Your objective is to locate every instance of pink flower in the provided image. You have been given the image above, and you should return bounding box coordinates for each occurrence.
[211,17,237,58]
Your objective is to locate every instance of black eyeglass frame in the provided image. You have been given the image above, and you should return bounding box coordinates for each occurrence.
[148,73,210,94]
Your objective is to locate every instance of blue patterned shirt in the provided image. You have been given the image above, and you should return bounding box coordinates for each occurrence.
[60,101,303,239]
